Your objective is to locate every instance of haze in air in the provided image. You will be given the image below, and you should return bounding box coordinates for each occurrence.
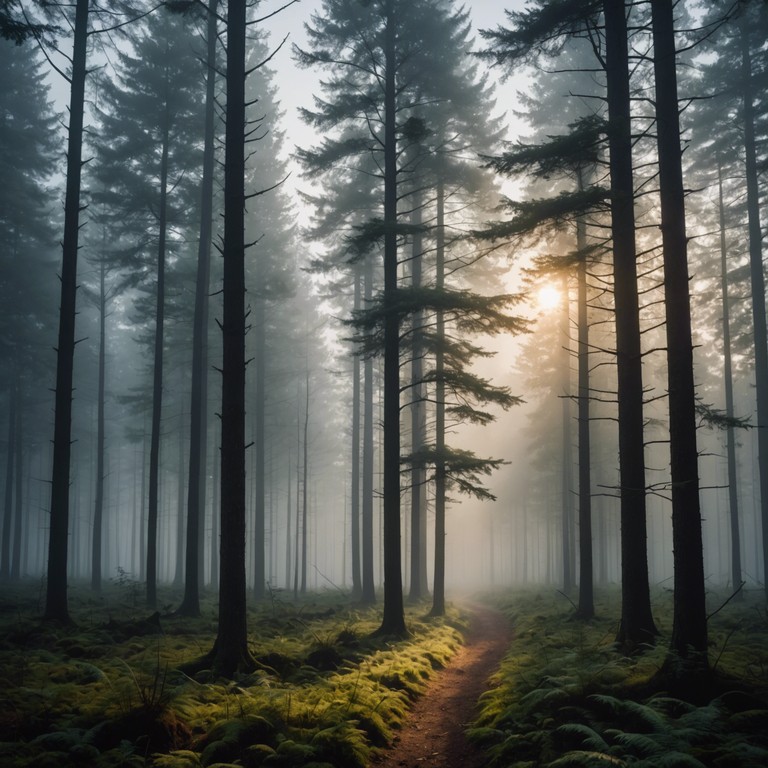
[1,1,768,766]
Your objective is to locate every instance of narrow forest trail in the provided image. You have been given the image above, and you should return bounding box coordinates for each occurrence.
[372,604,512,768]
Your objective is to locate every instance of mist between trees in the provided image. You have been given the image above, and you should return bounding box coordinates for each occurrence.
[1,0,767,674]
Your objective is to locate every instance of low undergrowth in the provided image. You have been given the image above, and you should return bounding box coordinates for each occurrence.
[0,580,464,768]
[468,587,768,768]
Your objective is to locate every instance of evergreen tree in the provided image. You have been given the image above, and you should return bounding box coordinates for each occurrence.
[92,8,205,608]
[650,0,707,665]
[298,0,519,627]
[480,0,659,648]
[44,0,89,623]
[0,37,59,582]
[177,0,219,617]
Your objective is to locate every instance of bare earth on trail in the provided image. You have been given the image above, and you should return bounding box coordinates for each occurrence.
[373,604,512,768]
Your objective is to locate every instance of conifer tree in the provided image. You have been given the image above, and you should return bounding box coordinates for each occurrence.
[0,37,59,582]
[481,0,659,648]
[92,8,205,608]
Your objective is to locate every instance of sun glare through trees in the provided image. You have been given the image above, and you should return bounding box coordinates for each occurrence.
[1,0,768,766]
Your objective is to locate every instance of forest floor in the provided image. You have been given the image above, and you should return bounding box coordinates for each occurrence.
[372,604,512,768]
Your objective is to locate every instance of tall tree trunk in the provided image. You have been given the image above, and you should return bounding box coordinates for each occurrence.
[560,272,574,593]
[431,179,447,617]
[351,265,362,598]
[575,168,594,619]
[199,0,254,676]
[285,452,292,589]
[603,0,657,650]
[178,0,217,617]
[361,253,376,604]
[409,189,428,601]
[651,0,707,662]
[91,260,106,591]
[11,383,22,581]
[253,291,267,599]
[2,374,16,580]
[45,0,89,623]
[293,410,301,600]
[210,438,219,591]
[376,0,406,636]
[174,403,185,587]
[146,88,171,610]
[300,372,310,594]
[717,160,742,597]
[738,8,768,603]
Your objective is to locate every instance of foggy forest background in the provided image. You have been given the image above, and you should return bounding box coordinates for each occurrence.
[1,0,767,642]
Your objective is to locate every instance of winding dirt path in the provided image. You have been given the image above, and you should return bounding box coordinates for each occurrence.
[373,604,512,768]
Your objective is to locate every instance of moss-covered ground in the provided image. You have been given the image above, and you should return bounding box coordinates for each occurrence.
[0,579,465,768]
[469,587,768,768]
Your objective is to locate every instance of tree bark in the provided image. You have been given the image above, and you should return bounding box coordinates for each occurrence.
[560,272,574,593]
[146,79,171,610]
[409,189,428,602]
[603,0,657,650]
[2,374,16,580]
[11,382,22,581]
[44,0,89,623]
[253,291,267,598]
[300,371,310,594]
[431,179,447,618]
[738,7,768,603]
[361,253,376,605]
[91,260,106,591]
[351,264,363,598]
[178,0,218,617]
[575,167,594,619]
[717,160,742,597]
[376,0,406,636]
[197,0,254,676]
[651,0,707,661]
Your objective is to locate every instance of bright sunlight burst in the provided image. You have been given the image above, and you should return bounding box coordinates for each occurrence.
[536,284,561,311]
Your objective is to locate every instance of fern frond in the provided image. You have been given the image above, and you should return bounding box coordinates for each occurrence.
[634,750,706,768]
[519,686,571,710]
[548,750,627,767]
[609,730,665,757]
[554,723,611,752]
[646,696,696,718]
[588,695,670,733]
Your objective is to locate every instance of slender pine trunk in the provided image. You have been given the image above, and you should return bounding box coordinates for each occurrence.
[45,0,89,623]
[431,179,447,618]
[146,85,171,610]
[738,9,768,603]
[409,189,428,602]
[575,167,594,619]
[717,160,742,597]
[91,260,106,591]
[603,0,657,650]
[2,375,16,580]
[178,0,218,616]
[351,265,362,598]
[377,0,406,636]
[361,254,376,605]
[651,0,707,662]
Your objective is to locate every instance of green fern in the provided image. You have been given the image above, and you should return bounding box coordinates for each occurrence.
[588,695,670,733]
[606,729,665,757]
[548,749,627,766]
[634,751,706,768]
[553,723,611,752]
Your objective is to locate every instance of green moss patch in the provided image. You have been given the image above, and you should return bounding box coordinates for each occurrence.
[0,582,464,767]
